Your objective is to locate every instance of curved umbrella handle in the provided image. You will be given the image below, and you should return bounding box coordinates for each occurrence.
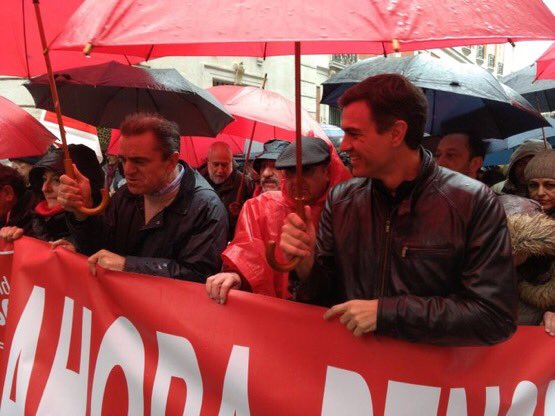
[64,159,110,216]
[265,240,300,272]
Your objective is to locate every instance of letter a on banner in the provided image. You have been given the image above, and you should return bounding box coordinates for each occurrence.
[321,366,373,415]
[219,346,251,416]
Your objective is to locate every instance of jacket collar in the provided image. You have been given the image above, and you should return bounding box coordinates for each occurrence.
[124,161,198,231]
[385,147,438,216]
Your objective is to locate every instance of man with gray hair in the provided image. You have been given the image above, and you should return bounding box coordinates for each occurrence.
[202,141,254,238]
[57,113,228,282]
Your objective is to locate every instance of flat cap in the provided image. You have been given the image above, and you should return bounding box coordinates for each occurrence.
[275,137,330,169]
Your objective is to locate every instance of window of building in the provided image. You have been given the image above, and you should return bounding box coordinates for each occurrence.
[476,46,485,59]
[329,106,342,126]
[213,78,236,87]
[487,54,495,68]
[497,62,504,76]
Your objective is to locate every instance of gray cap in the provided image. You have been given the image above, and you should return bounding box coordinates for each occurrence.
[252,139,289,172]
[524,150,555,181]
[275,137,330,169]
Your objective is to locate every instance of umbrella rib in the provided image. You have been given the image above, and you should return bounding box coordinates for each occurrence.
[145,88,160,113]
[21,0,31,79]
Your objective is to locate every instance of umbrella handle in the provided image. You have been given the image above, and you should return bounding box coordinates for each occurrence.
[264,240,301,272]
[265,196,305,272]
[64,159,110,216]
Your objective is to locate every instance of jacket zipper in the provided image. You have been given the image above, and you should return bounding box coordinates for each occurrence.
[379,216,392,296]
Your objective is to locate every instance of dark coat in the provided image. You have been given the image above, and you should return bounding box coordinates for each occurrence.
[31,209,71,242]
[69,163,228,282]
[296,149,518,346]
[506,213,555,325]
[202,169,254,239]
[0,189,36,235]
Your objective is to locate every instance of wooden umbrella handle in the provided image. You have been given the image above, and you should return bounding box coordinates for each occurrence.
[64,159,110,216]
[265,241,301,272]
[265,42,304,273]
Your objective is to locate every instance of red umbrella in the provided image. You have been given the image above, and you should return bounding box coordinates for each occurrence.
[50,0,555,270]
[107,131,253,169]
[0,0,142,78]
[536,42,555,81]
[0,96,57,159]
[209,85,327,142]
[51,0,555,57]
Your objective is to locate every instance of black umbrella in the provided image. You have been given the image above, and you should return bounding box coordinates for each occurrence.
[502,63,555,113]
[24,61,234,137]
[322,54,549,139]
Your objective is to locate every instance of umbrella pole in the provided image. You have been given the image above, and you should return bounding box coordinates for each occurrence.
[265,42,303,272]
[229,74,268,216]
[32,0,110,216]
[536,95,549,149]
[32,0,70,162]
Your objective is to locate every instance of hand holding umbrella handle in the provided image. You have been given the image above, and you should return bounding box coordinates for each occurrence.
[64,159,110,216]
[264,240,301,272]
[265,197,305,272]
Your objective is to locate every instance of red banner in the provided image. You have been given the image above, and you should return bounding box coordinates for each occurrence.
[0,241,13,354]
[0,237,554,415]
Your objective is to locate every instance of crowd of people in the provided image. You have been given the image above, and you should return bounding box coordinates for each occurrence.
[0,74,553,345]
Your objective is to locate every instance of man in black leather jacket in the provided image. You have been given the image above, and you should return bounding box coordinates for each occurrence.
[280,74,517,346]
[57,113,228,282]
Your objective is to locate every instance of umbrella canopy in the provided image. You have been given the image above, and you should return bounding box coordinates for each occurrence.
[107,130,253,168]
[484,118,555,166]
[321,54,549,139]
[0,96,57,159]
[24,61,234,136]
[536,42,555,81]
[50,0,555,57]
[1,0,141,78]
[208,85,327,141]
[502,63,555,112]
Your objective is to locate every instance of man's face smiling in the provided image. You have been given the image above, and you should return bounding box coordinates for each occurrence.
[340,100,394,178]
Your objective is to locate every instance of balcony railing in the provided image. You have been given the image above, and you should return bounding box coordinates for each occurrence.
[331,54,358,66]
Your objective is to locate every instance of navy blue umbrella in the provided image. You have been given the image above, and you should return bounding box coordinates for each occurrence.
[502,63,555,113]
[484,118,555,166]
[322,54,549,139]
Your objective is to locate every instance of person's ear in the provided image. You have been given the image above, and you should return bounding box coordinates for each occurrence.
[390,120,408,148]
[168,151,180,166]
[469,156,483,176]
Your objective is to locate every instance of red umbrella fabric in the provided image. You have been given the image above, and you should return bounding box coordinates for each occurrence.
[1,0,142,78]
[536,42,555,81]
[0,97,57,159]
[51,0,555,57]
[208,86,327,141]
[107,130,253,168]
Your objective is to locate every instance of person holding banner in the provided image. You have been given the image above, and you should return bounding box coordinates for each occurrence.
[280,74,518,346]
[0,165,36,235]
[206,137,350,303]
[56,113,228,282]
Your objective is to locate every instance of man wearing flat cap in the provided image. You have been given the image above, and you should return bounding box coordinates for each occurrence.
[206,137,351,303]
[252,139,289,195]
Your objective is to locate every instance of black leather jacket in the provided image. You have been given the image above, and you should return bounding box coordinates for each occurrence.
[298,150,518,346]
[70,163,228,282]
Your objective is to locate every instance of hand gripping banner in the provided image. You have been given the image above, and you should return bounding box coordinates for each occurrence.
[0,237,554,415]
